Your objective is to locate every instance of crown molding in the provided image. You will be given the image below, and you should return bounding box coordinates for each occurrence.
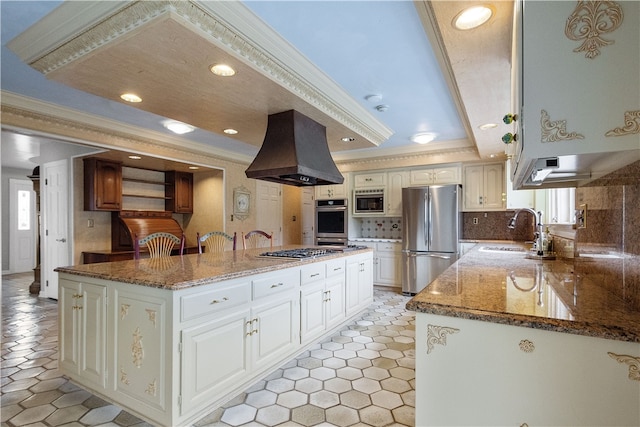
[1,91,250,167]
[9,0,393,148]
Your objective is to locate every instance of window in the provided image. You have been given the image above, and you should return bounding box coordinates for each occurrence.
[17,190,31,231]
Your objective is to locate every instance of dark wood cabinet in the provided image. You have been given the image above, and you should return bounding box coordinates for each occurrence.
[165,171,193,213]
[84,158,122,211]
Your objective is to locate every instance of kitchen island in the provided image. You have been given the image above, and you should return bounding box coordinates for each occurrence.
[55,246,373,427]
[407,242,640,426]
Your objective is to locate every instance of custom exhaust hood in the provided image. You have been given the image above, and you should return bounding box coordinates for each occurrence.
[245,110,344,187]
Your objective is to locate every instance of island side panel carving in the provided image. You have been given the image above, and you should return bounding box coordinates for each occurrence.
[115,290,166,410]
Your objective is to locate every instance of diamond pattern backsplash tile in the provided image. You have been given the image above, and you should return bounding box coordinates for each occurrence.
[358,217,403,239]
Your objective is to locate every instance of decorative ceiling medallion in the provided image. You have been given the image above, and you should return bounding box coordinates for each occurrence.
[541,110,585,142]
[605,110,640,136]
[565,1,624,59]
[426,324,459,354]
[608,352,640,381]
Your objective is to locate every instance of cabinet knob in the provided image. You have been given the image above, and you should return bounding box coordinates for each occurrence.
[503,113,518,124]
[502,133,517,144]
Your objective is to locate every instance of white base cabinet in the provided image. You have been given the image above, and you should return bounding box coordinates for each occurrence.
[345,253,374,317]
[353,241,401,288]
[58,251,372,427]
[416,313,640,426]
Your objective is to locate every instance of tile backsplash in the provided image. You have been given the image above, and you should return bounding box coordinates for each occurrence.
[357,217,403,239]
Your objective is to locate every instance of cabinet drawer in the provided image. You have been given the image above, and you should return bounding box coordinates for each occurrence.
[253,271,299,299]
[376,242,401,252]
[181,281,251,322]
[325,258,346,278]
[301,263,325,285]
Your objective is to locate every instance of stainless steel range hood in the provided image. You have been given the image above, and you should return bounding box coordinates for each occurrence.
[245,110,344,187]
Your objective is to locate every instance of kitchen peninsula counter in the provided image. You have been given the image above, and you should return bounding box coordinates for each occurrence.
[409,241,640,426]
[56,246,374,427]
[406,241,640,342]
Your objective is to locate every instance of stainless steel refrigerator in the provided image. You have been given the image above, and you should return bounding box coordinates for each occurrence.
[401,185,461,295]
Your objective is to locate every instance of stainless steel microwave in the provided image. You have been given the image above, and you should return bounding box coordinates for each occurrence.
[353,189,385,215]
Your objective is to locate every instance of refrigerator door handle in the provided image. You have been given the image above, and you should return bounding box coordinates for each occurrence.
[406,252,453,260]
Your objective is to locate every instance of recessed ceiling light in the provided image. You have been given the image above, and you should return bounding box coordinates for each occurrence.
[223,128,238,135]
[188,166,199,170]
[120,93,142,103]
[210,64,236,76]
[411,132,437,144]
[162,120,195,134]
[128,155,142,160]
[365,94,383,103]
[341,136,356,143]
[479,123,498,130]
[454,5,493,30]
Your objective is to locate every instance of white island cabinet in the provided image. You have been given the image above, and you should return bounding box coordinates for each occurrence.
[57,249,373,427]
[416,313,640,426]
[409,244,640,427]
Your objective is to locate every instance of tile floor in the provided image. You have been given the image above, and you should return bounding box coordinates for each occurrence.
[1,272,415,426]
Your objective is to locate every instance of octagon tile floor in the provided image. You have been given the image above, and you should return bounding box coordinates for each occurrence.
[1,273,415,427]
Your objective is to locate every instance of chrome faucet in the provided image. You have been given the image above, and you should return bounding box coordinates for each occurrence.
[508,208,544,255]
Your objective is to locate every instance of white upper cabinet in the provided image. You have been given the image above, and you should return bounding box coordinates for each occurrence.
[315,173,349,200]
[510,0,640,189]
[463,163,505,211]
[386,170,410,216]
[409,165,461,186]
[353,172,386,189]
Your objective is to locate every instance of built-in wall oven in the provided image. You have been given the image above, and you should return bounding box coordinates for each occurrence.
[315,199,348,246]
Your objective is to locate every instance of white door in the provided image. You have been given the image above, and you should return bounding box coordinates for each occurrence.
[256,181,282,246]
[301,188,314,246]
[43,159,70,299]
[9,179,36,273]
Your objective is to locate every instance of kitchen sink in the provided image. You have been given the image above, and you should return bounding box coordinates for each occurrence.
[478,246,527,254]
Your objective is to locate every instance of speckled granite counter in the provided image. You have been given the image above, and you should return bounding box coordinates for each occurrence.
[406,242,640,343]
[55,245,372,290]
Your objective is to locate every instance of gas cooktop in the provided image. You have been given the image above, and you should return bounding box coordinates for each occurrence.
[259,248,336,259]
[258,245,369,259]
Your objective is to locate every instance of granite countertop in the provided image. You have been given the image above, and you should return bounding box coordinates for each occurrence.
[55,245,372,291]
[406,242,640,343]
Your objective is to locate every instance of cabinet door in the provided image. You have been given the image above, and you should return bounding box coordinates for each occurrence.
[325,276,346,328]
[409,169,435,186]
[376,250,401,287]
[166,171,193,213]
[463,165,484,210]
[432,166,460,184]
[84,158,122,211]
[80,282,107,388]
[181,308,251,414]
[345,258,361,316]
[59,279,107,388]
[300,282,326,343]
[482,163,505,209]
[463,164,505,211]
[59,279,81,374]
[387,171,409,216]
[251,295,300,371]
[358,256,374,305]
